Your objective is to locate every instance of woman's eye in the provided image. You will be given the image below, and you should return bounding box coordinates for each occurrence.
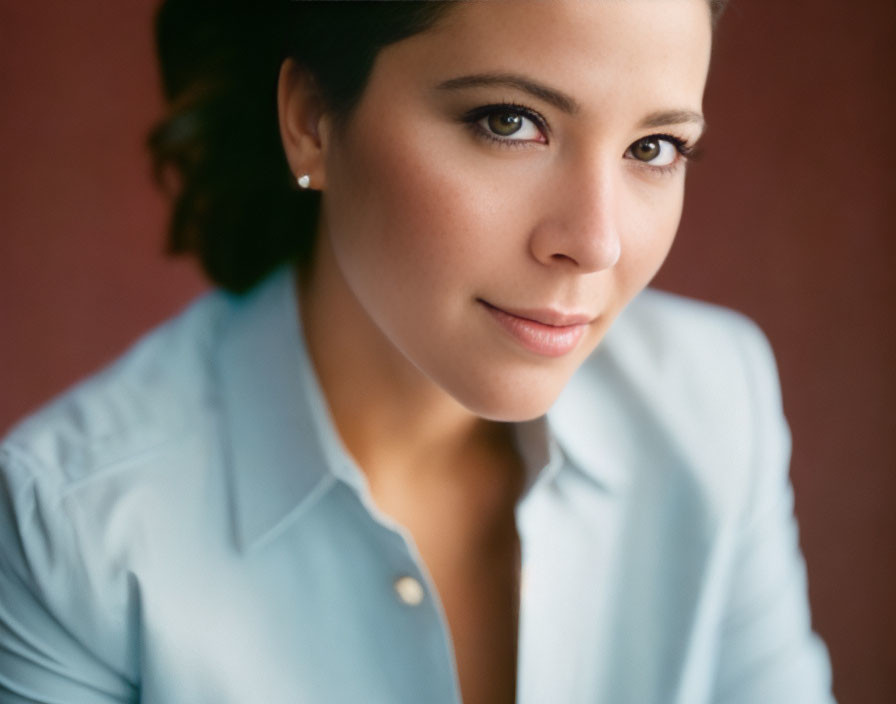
[477,109,544,142]
[627,136,683,167]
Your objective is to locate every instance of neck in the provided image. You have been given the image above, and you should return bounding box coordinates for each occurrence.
[296,241,516,486]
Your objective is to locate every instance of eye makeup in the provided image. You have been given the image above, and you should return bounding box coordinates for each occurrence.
[457,99,701,174]
[625,132,700,175]
[459,102,550,148]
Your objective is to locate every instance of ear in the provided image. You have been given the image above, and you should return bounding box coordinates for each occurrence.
[277,58,330,190]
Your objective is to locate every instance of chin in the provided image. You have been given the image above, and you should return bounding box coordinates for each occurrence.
[446,367,572,423]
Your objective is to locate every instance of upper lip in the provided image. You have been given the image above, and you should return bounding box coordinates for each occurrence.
[479,299,595,327]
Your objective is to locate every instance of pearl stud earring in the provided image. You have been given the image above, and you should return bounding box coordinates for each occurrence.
[297,174,311,189]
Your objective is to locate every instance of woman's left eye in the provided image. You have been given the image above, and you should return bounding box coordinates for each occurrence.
[471,106,546,144]
[626,135,689,168]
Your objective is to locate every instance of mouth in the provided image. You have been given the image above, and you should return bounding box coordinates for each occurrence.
[478,299,593,358]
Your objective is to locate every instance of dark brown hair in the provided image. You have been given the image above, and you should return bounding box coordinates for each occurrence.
[148,0,728,293]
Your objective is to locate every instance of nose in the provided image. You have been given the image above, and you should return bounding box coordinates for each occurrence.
[528,158,622,272]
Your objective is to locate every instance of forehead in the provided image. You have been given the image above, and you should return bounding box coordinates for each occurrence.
[376,0,713,117]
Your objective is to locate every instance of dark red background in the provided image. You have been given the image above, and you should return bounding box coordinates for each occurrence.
[1,3,893,701]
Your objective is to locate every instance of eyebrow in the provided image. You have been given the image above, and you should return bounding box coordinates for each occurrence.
[639,109,707,135]
[436,72,580,114]
[436,72,706,134]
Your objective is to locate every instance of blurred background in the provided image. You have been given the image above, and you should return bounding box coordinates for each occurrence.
[1,2,893,701]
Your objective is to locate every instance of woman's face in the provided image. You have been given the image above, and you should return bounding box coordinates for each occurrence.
[313,0,713,421]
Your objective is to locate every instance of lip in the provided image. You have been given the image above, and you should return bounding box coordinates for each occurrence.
[478,299,593,358]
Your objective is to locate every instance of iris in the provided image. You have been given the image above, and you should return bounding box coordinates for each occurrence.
[487,111,524,136]
[631,137,661,161]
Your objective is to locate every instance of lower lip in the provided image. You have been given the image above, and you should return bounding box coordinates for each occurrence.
[481,302,588,358]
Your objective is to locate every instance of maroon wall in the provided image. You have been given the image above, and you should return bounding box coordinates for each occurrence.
[2,2,893,701]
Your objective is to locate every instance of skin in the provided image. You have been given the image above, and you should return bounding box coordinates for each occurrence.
[278,1,712,702]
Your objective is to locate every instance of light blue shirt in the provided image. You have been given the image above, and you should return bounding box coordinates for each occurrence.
[0,267,834,703]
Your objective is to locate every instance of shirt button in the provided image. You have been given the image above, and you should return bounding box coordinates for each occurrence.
[393,575,425,606]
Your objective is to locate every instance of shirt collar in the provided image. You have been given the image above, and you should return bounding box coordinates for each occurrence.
[545,374,633,493]
[515,395,632,498]
[215,266,337,551]
[216,266,629,552]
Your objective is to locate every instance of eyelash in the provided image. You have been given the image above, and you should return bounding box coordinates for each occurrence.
[461,102,698,173]
[461,102,550,149]
[633,133,697,175]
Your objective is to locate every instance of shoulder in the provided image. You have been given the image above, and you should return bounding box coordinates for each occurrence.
[600,287,779,402]
[2,289,232,486]
[550,289,788,520]
[0,287,241,525]
[0,290,236,672]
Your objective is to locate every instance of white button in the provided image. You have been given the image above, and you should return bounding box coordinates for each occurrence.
[393,575,425,606]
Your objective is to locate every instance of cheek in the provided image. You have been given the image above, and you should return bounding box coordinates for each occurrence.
[620,180,684,290]
[324,118,524,295]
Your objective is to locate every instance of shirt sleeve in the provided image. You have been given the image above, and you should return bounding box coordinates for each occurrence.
[0,445,138,704]
[710,321,836,704]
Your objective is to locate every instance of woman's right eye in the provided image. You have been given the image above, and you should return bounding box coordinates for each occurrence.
[464,105,548,146]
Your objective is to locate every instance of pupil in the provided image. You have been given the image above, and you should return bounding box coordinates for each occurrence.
[635,138,660,161]
[489,112,522,136]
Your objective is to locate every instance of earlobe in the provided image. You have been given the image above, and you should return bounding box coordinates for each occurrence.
[277,58,328,190]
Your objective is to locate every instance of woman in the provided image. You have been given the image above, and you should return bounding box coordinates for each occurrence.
[0,1,835,702]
